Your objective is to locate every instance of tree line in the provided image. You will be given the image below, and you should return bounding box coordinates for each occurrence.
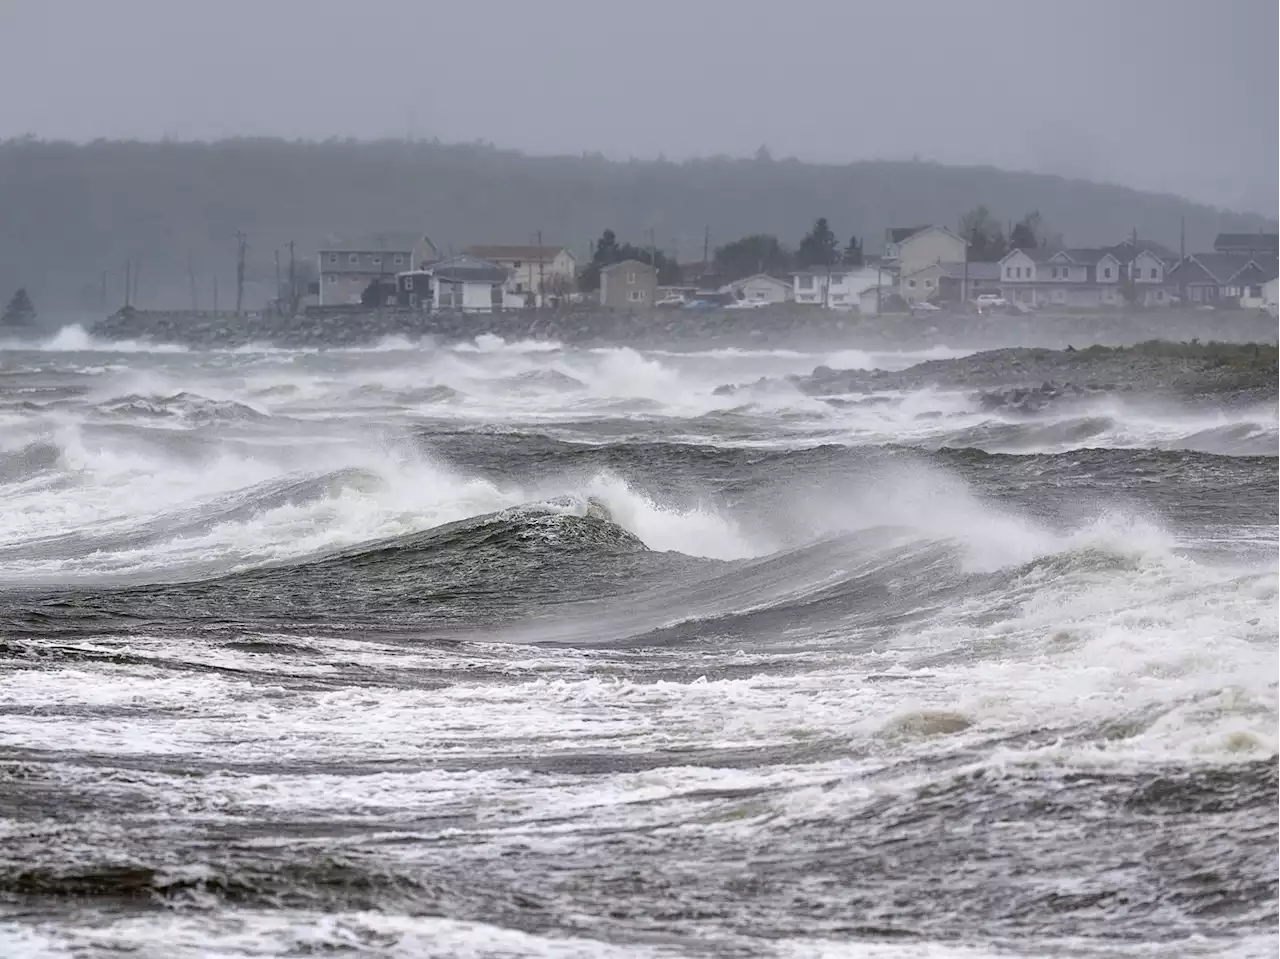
[1,137,1267,314]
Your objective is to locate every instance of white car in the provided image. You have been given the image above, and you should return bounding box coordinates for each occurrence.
[724,298,770,310]
[654,293,687,307]
[975,294,1008,308]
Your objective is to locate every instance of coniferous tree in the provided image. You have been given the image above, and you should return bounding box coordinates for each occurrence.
[1,288,36,329]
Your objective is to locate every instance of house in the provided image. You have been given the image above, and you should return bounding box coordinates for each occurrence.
[882,225,968,275]
[722,274,792,304]
[1213,233,1278,257]
[463,244,578,300]
[599,259,656,308]
[1261,277,1279,317]
[318,232,438,306]
[1165,253,1279,307]
[407,255,509,313]
[900,261,1002,304]
[394,270,432,310]
[998,248,1126,308]
[791,266,884,309]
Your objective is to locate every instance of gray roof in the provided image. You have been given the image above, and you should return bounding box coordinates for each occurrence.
[1170,253,1273,284]
[1106,239,1179,263]
[427,255,509,283]
[932,261,1001,280]
[1213,233,1278,254]
[320,232,430,254]
[601,258,655,273]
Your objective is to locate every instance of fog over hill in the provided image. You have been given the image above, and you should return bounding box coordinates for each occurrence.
[1,137,1275,316]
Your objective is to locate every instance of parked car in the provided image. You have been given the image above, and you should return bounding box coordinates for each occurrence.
[655,293,687,307]
[975,293,1007,308]
[724,298,770,310]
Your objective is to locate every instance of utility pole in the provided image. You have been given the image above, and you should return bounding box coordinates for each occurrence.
[234,230,248,316]
[536,229,545,308]
[274,248,282,314]
[213,276,219,314]
[188,252,198,311]
[648,227,657,287]
[1178,216,1186,308]
[702,225,710,275]
[288,240,297,316]
[100,270,108,314]
[124,260,132,309]
[132,261,141,309]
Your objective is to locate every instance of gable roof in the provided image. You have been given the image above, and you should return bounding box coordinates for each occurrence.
[1001,247,1057,264]
[1106,238,1179,264]
[1168,253,1270,285]
[464,244,572,262]
[1213,233,1278,255]
[600,258,655,274]
[426,254,509,284]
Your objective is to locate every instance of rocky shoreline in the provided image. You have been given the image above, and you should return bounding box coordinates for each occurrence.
[86,305,1279,352]
[721,342,1279,412]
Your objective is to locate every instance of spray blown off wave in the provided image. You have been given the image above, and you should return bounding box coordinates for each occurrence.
[0,334,1275,958]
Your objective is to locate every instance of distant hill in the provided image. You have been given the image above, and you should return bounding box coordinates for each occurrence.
[0,137,1273,316]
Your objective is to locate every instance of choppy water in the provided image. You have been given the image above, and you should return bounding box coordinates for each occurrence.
[1,328,1276,958]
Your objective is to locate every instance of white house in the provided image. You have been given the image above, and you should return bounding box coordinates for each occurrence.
[722,274,792,304]
[415,255,509,313]
[463,244,578,300]
[998,248,1125,308]
[883,225,968,275]
[1261,276,1278,316]
[792,266,885,309]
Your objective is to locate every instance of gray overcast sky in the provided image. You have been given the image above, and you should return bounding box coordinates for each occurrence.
[2,0,1276,213]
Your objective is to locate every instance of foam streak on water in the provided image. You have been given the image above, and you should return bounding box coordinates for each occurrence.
[0,334,1275,958]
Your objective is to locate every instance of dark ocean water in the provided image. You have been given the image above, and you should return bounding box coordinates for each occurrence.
[0,328,1276,958]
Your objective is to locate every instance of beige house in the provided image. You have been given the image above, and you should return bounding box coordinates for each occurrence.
[599,259,656,308]
[883,225,968,275]
[319,232,438,306]
[463,244,578,299]
[722,273,792,304]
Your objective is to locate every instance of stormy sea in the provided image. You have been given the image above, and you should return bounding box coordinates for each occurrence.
[0,325,1276,958]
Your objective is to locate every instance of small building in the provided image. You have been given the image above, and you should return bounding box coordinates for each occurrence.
[395,270,432,310]
[722,273,792,304]
[882,225,968,276]
[463,244,578,299]
[318,232,438,306]
[599,259,656,308]
[1261,276,1279,316]
[414,255,509,313]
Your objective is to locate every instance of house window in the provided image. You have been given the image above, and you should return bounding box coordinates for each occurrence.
[394,255,404,266]
[1149,268,1158,279]
[326,275,336,283]
[328,253,338,264]
[627,271,637,283]
[1005,267,1012,279]
[513,261,522,269]
[405,277,414,290]
[409,293,419,308]
[1104,267,1112,279]
[924,279,933,288]
[799,276,814,290]
[1156,290,1165,301]
[348,254,359,264]
[908,279,916,288]
[372,255,382,265]
[627,290,645,302]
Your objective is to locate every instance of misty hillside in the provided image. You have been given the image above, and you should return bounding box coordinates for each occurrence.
[0,137,1274,315]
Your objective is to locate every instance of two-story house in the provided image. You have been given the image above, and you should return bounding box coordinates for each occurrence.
[999,248,1126,308]
[791,265,883,310]
[462,244,578,300]
[318,232,438,306]
[882,225,968,275]
[599,259,656,308]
